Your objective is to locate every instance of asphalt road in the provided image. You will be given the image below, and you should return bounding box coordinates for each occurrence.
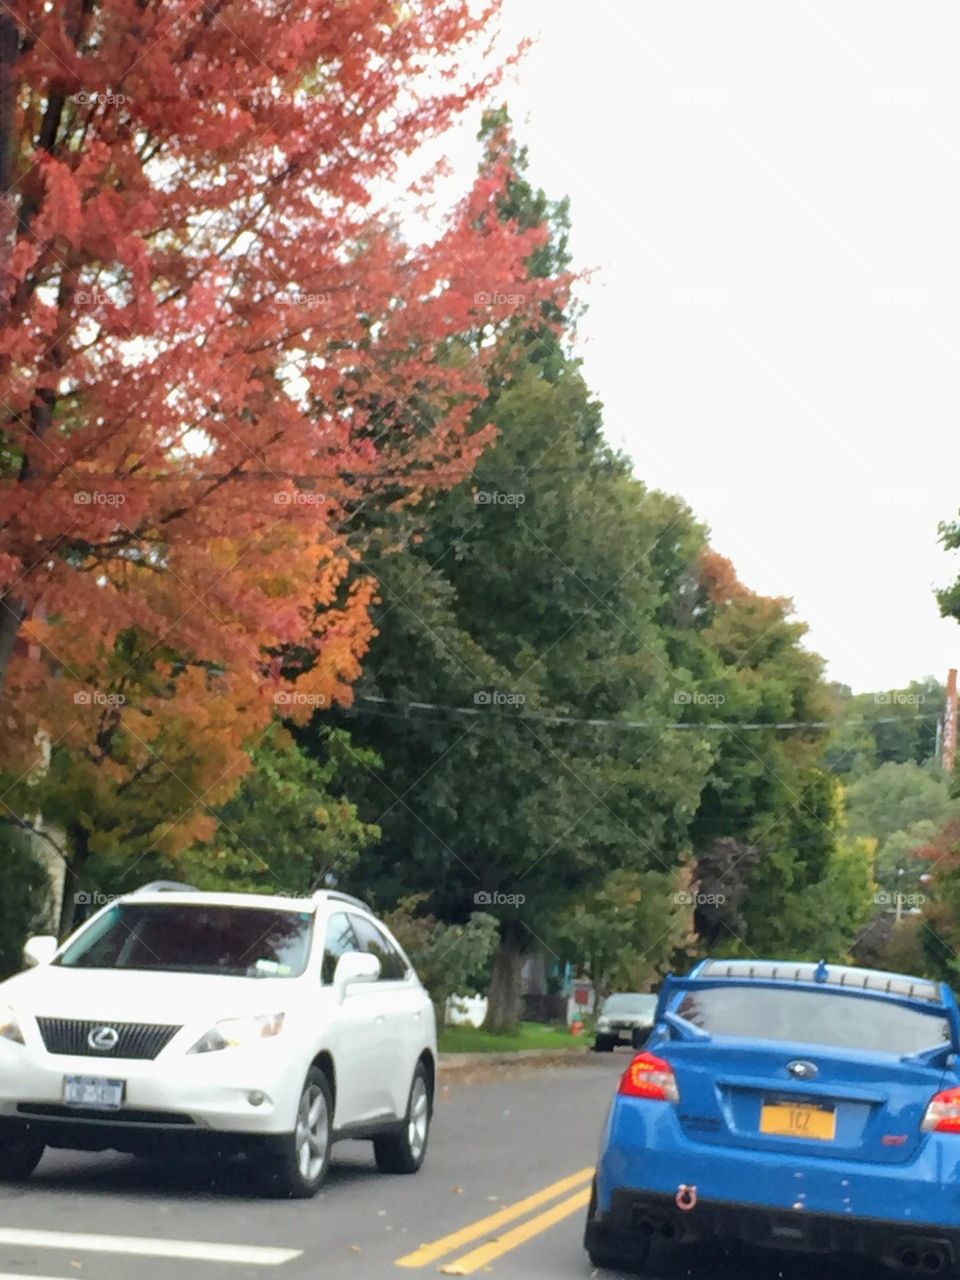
[0,1051,897,1280]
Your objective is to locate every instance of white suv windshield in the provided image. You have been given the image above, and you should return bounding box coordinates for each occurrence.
[55,903,314,978]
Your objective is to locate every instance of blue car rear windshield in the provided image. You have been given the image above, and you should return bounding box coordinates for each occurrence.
[56,904,314,978]
[677,986,952,1055]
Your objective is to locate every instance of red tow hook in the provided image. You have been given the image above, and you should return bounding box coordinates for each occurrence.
[676,1184,698,1212]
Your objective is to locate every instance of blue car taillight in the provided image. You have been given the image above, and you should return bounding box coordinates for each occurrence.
[922,1087,960,1133]
[618,1051,679,1103]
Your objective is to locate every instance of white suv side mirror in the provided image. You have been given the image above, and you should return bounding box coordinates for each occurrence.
[332,951,380,1001]
[23,935,58,968]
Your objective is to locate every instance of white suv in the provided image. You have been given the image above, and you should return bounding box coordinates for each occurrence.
[0,886,437,1197]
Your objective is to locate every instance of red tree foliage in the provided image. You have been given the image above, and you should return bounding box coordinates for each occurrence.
[0,1,555,779]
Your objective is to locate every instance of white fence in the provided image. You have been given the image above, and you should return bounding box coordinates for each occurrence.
[445,994,488,1028]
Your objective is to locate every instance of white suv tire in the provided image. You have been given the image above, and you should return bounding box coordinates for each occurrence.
[261,1067,333,1198]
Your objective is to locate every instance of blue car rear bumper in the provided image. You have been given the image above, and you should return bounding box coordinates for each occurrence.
[586,1185,959,1274]
[597,1095,960,1233]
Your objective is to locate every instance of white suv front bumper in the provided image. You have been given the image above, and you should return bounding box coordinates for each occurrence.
[0,1033,303,1137]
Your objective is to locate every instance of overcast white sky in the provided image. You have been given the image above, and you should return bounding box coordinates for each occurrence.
[406,1,960,693]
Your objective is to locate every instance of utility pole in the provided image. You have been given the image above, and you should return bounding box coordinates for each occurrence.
[944,669,958,776]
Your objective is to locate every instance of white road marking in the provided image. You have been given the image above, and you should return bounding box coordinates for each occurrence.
[0,1274,82,1280]
[0,1228,301,1265]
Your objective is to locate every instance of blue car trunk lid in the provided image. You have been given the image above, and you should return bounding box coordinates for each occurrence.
[669,1038,945,1164]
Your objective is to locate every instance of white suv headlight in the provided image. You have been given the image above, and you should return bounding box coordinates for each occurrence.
[189,1012,285,1055]
[0,1005,24,1044]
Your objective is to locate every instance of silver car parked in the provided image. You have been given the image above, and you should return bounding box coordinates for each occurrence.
[593,992,657,1052]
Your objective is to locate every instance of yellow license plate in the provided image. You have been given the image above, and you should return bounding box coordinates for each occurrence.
[760,1102,836,1141]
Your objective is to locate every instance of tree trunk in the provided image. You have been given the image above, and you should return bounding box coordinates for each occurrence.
[483,931,525,1032]
[0,10,18,288]
[57,824,90,938]
[0,13,19,695]
[0,596,23,691]
[432,998,446,1033]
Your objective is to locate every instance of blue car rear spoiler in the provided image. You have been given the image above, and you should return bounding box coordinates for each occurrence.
[654,972,959,1031]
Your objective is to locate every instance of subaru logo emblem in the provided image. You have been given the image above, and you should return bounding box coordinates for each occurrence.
[87,1025,119,1052]
[787,1060,817,1080]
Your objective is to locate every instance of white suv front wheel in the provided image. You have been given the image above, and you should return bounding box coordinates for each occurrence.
[261,1067,333,1198]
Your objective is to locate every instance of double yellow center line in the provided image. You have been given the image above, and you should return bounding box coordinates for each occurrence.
[395,1166,594,1275]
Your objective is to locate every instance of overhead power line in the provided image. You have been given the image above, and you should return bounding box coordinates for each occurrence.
[350,694,941,733]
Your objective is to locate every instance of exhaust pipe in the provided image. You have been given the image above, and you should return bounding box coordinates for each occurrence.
[893,1242,948,1274]
[628,1211,682,1244]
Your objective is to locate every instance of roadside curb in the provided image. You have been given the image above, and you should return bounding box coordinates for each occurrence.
[438,1048,591,1076]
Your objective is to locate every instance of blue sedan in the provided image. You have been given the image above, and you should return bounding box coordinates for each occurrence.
[585,959,960,1276]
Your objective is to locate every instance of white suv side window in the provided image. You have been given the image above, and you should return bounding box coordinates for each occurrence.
[349,915,409,981]
[321,911,361,984]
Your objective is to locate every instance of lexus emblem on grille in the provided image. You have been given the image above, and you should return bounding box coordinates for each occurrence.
[87,1025,119,1052]
[787,1060,817,1079]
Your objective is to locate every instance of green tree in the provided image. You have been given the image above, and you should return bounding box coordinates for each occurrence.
[825,680,943,777]
[176,730,381,895]
[552,867,694,1001]
[745,832,876,961]
[333,366,711,1029]
[320,117,712,1030]
[381,896,499,1029]
[674,557,870,959]
[843,761,959,900]
[77,729,380,901]
[846,762,958,846]
[0,826,51,978]
[875,820,940,895]
[913,820,960,981]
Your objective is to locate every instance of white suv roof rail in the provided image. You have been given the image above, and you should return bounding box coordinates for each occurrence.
[132,880,200,894]
[313,889,372,913]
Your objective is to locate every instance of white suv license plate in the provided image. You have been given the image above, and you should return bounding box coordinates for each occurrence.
[63,1075,124,1110]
